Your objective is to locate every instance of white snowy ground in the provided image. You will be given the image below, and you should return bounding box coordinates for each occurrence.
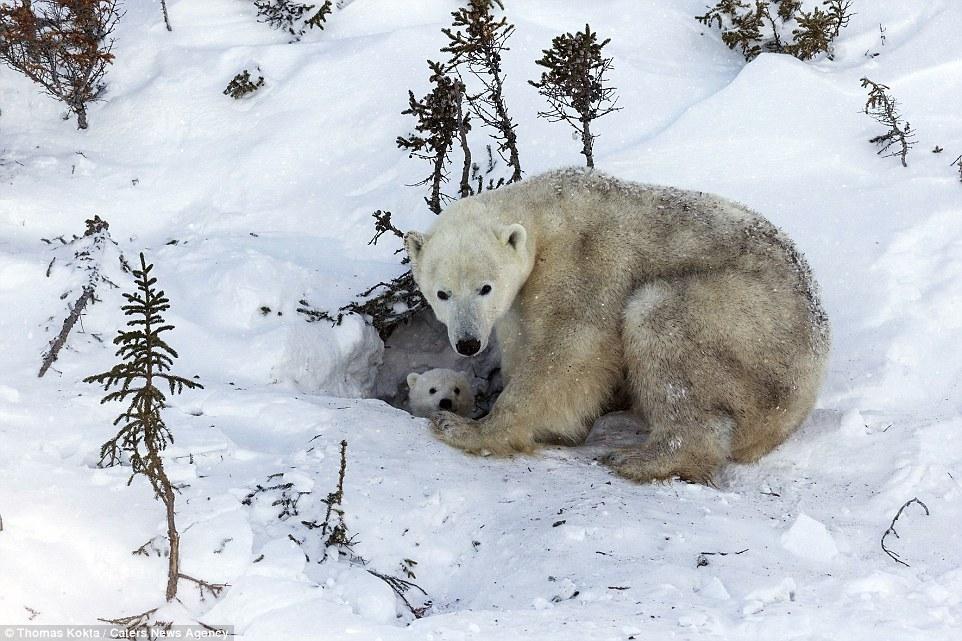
[1,0,961,639]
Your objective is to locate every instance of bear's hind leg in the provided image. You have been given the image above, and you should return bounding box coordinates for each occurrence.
[603,279,737,484]
[601,413,734,484]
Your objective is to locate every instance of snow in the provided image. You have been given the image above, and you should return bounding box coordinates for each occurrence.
[780,513,839,563]
[2,0,962,639]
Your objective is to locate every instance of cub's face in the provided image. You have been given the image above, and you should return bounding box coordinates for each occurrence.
[406,369,474,418]
[405,220,531,357]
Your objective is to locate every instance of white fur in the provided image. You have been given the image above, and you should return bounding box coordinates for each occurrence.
[406,368,474,418]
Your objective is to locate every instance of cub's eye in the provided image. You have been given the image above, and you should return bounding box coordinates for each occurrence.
[479,284,492,296]
[429,388,437,395]
[437,291,449,300]
[454,387,461,395]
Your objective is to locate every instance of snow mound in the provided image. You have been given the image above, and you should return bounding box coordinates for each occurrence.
[272,316,383,398]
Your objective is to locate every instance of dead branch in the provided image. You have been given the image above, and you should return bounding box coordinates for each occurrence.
[98,609,171,633]
[881,497,929,567]
[696,547,748,567]
[160,0,171,31]
[178,573,229,601]
[38,286,94,377]
[366,568,430,619]
[861,77,916,167]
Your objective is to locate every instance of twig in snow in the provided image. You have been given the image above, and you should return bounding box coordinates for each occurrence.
[696,548,748,568]
[320,440,350,548]
[160,0,172,30]
[177,573,228,601]
[132,536,167,557]
[952,155,962,183]
[366,568,430,618]
[881,497,930,567]
[99,609,170,634]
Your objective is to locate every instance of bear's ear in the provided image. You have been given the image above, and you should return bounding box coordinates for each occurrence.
[498,223,527,252]
[404,231,425,262]
[406,372,419,389]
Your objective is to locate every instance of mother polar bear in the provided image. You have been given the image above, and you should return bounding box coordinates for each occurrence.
[404,168,830,483]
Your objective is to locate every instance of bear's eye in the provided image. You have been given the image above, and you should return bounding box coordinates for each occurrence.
[454,387,460,395]
[479,284,492,296]
[429,387,437,395]
[437,291,449,301]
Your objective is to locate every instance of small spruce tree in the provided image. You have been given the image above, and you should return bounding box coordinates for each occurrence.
[85,253,204,602]
[0,0,121,129]
[529,24,620,168]
[442,0,522,184]
[397,61,471,214]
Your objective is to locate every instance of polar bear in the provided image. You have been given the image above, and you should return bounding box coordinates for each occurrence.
[407,368,475,418]
[404,168,830,483]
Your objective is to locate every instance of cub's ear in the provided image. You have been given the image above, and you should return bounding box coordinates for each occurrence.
[404,231,425,262]
[498,223,527,251]
[406,372,419,389]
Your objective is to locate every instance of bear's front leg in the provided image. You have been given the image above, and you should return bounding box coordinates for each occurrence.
[432,326,622,456]
[431,411,526,456]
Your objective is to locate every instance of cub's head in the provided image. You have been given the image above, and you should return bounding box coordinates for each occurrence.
[405,207,533,357]
[406,368,474,418]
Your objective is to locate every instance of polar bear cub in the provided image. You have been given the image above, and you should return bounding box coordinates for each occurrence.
[407,368,475,418]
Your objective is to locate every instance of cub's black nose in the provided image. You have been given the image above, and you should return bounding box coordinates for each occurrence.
[456,338,481,356]
[439,398,453,410]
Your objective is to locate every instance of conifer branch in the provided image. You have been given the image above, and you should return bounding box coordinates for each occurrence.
[253,0,332,41]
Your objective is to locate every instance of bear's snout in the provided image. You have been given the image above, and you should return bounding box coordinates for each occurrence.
[456,338,481,356]
[439,398,453,410]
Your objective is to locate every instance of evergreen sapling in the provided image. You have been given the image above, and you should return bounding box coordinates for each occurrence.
[85,254,216,604]
[397,61,471,214]
[529,24,620,168]
[442,0,522,184]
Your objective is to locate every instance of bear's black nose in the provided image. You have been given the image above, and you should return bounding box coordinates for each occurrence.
[439,398,453,410]
[456,338,481,356]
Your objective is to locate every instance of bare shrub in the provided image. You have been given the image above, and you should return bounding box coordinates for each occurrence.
[0,0,121,129]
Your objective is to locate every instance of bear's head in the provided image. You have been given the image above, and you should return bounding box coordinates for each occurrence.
[405,203,534,357]
[406,368,474,418]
